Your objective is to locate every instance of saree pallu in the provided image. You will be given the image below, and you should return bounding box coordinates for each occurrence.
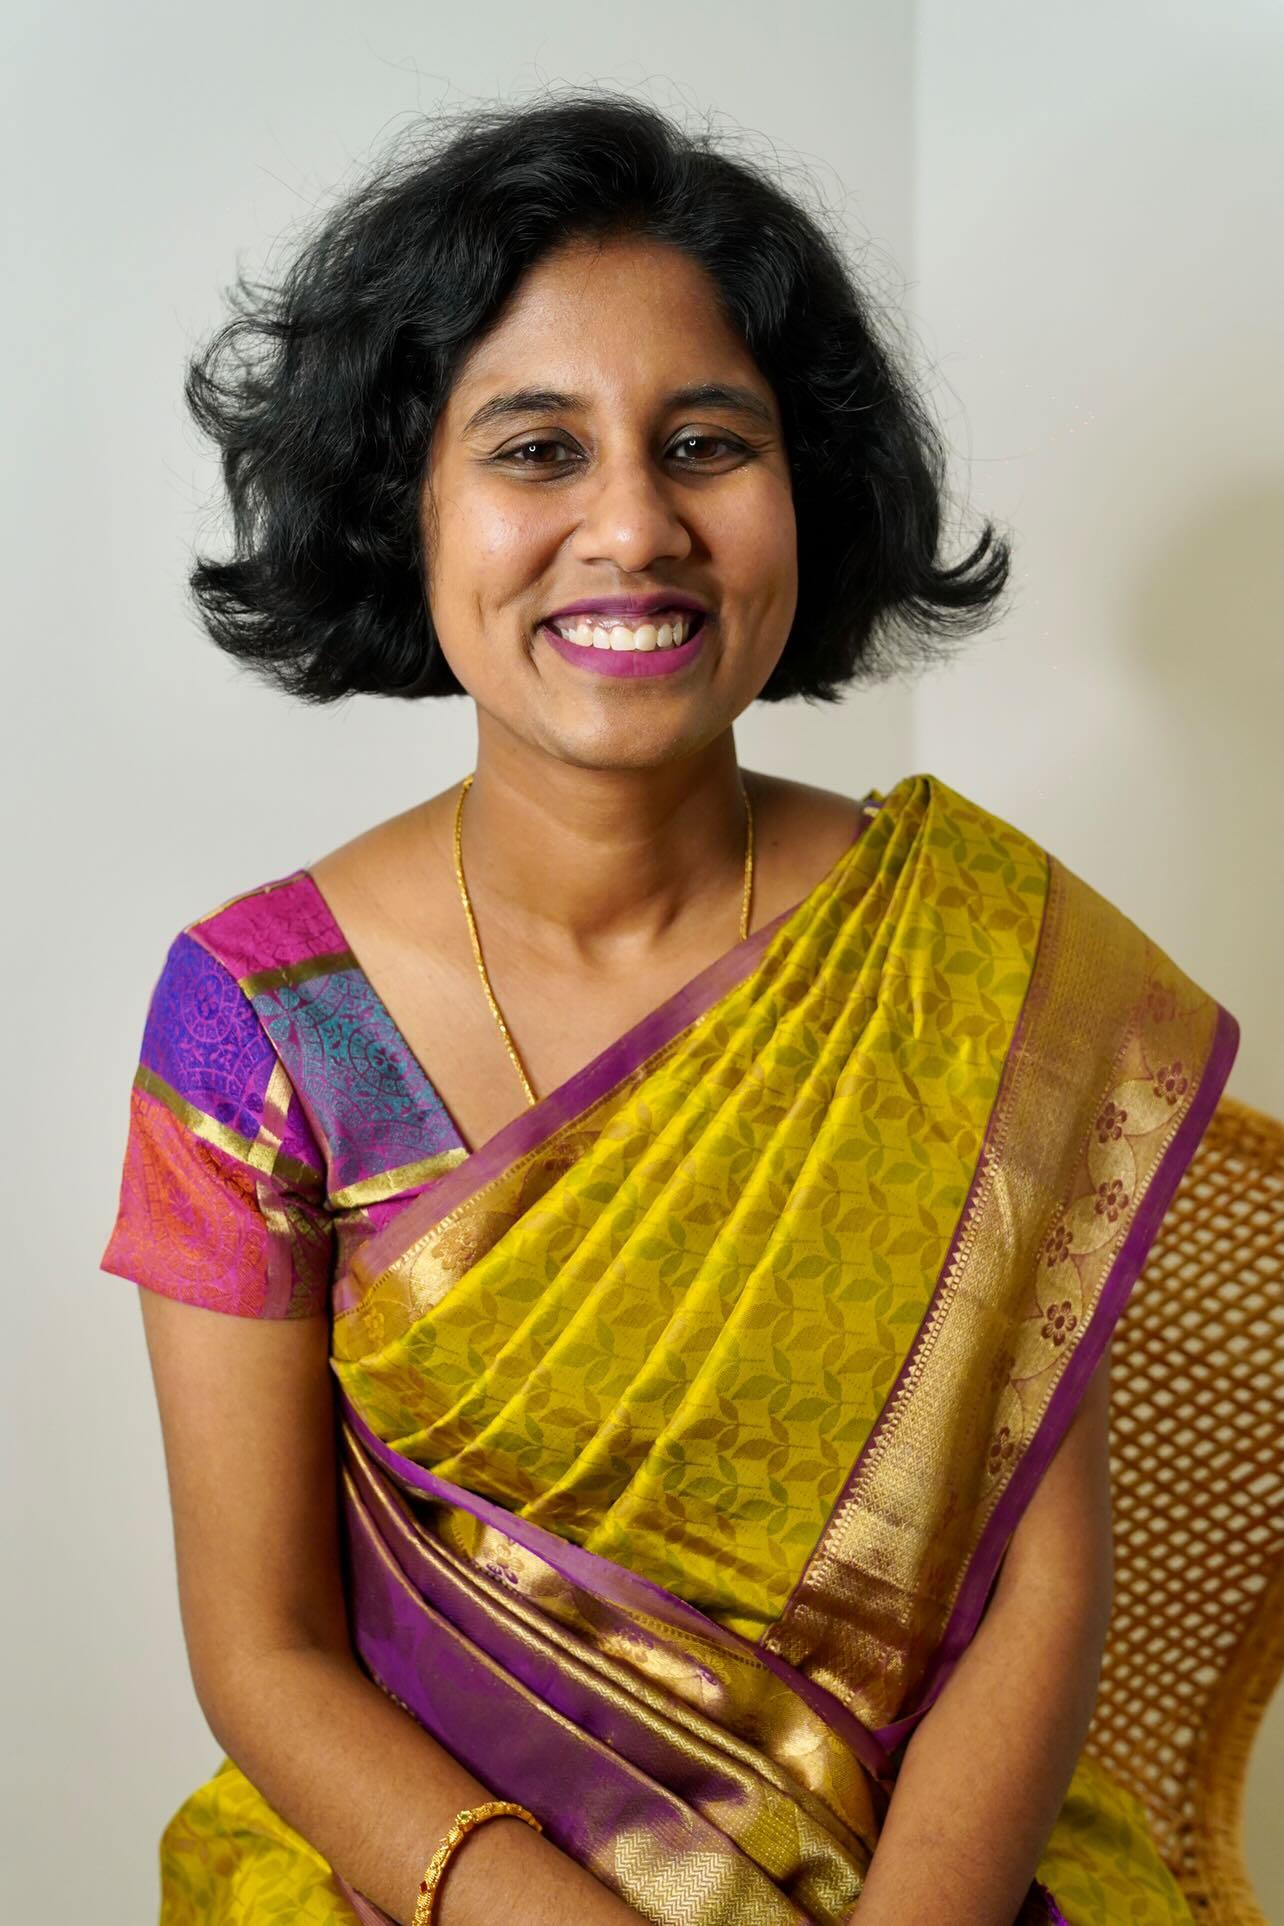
[143,774,1237,1924]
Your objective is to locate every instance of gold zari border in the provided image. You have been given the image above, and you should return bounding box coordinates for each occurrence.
[762,857,1223,1733]
[328,1149,471,1213]
[333,1058,684,1340]
[342,1430,877,1923]
[241,947,358,1000]
[133,1063,322,1194]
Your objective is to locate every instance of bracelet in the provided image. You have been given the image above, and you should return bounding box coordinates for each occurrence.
[411,1800,543,1926]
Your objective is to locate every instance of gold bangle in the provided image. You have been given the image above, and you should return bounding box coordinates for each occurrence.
[411,1800,543,1925]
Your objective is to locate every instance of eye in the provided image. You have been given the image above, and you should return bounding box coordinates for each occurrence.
[492,430,748,474]
[497,437,578,469]
[668,432,743,463]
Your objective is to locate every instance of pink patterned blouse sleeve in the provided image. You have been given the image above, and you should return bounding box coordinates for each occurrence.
[100,930,332,1318]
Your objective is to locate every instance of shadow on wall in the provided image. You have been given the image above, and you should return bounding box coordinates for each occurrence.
[1125,478,1284,1103]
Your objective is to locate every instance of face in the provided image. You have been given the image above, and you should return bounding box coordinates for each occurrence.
[421,233,797,773]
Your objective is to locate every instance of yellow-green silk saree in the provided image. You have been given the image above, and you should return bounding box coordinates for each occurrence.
[101,773,1238,1924]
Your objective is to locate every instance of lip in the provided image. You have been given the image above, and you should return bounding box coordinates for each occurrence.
[541,591,709,623]
[539,614,710,679]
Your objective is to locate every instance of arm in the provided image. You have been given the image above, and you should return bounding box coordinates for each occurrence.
[850,1340,1116,1925]
[139,1290,643,1926]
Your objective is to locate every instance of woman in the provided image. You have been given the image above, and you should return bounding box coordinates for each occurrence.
[102,93,1237,1925]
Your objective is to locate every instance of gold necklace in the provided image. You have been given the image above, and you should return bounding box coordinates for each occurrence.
[452,774,756,1109]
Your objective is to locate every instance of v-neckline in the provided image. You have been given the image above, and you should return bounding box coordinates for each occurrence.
[302,791,882,1167]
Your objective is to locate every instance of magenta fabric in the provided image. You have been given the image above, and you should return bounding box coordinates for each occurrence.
[100,872,470,1318]
[340,1407,1069,1926]
[344,1394,893,1783]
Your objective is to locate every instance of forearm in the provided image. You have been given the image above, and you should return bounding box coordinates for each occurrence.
[202,1641,642,1926]
[849,1567,1108,1925]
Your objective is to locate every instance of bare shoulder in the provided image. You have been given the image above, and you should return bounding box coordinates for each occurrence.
[305,788,468,971]
[309,787,458,902]
[745,768,874,863]
[311,794,429,884]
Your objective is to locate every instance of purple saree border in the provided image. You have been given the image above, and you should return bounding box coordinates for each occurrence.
[874,999,1240,1751]
[762,852,1058,1648]
[340,1394,892,1781]
[343,809,878,1289]
[1039,1887,1071,1925]
[340,1465,815,1924]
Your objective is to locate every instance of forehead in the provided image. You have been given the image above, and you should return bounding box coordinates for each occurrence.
[444,234,772,416]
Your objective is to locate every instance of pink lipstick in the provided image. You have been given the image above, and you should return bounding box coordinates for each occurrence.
[538,613,710,678]
[536,592,712,678]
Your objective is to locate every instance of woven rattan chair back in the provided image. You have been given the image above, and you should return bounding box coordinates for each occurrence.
[1084,1096,1284,1924]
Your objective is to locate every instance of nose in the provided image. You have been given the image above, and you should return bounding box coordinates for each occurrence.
[567,449,693,573]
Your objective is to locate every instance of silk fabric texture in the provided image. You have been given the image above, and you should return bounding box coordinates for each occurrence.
[103,774,1238,1924]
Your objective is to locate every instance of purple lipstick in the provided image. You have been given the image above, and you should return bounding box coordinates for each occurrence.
[537,592,711,679]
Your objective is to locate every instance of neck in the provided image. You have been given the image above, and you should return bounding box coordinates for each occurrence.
[447,722,751,966]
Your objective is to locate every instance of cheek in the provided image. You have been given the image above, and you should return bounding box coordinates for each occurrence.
[439,484,556,584]
[710,477,797,605]
[425,485,556,690]
[426,499,516,615]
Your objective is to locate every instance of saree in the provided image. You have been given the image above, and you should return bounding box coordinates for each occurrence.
[101,772,1238,1924]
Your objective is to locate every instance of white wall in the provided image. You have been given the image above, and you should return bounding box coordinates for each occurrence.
[2,3,915,1914]
[912,1,1284,1911]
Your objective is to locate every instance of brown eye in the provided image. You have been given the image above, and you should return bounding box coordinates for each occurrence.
[669,433,743,463]
[499,438,576,467]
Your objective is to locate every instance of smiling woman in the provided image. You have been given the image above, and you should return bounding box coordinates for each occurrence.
[416,229,804,776]
[102,90,1237,1926]
[183,94,1005,708]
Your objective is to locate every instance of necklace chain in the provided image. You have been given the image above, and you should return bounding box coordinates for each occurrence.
[452,774,755,1110]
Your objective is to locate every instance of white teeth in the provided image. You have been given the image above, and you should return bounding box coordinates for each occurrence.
[549,611,698,650]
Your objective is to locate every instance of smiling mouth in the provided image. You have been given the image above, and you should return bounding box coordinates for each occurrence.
[540,609,707,653]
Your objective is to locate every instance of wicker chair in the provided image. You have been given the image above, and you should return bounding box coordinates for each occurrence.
[1085,1097,1284,1924]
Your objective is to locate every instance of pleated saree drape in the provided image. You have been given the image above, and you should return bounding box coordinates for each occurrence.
[113,775,1237,1924]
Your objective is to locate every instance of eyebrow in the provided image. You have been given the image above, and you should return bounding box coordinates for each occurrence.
[460,383,776,437]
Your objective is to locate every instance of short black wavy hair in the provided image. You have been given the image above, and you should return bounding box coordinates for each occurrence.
[186,91,1008,703]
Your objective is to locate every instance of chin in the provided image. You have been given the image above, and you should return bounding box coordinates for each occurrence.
[540,716,723,776]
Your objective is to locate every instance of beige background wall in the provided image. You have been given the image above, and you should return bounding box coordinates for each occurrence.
[3,0,1277,1915]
